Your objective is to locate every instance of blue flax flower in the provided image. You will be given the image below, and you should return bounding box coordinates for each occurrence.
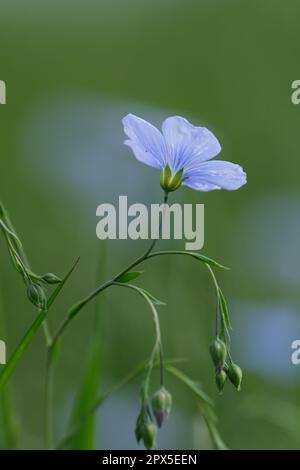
[122,114,247,192]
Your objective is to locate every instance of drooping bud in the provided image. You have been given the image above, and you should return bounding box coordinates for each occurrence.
[41,273,62,284]
[215,369,227,394]
[141,422,157,450]
[135,413,144,444]
[160,164,184,192]
[227,363,243,391]
[209,337,227,369]
[151,386,172,428]
[135,412,157,450]
[27,283,47,310]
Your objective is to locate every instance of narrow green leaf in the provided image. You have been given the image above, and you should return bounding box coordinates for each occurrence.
[68,300,86,320]
[69,247,105,450]
[0,310,47,390]
[139,288,166,306]
[69,339,101,449]
[165,365,214,406]
[200,408,229,450]
[190,253,229,270]
[0,287,18,448]
[166,365,228,450]
[47,257,80,309]
[115,271,144,283]
[218,288,232,330]
[0,258,80,390]
[148,251,228,270]
[49,336,61,366]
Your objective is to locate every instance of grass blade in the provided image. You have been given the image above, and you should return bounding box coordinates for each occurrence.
[165,365,214,406]
[68,249,104,450]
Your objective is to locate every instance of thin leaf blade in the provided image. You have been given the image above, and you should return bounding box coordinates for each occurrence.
[116,271,144,283]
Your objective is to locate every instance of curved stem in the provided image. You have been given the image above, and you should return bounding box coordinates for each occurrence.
[51,192,169,347]
[56,358,183,450]
[56,360,216,450]
[113,282,164,395]
[45,194,169,447]
[205,263,220,337]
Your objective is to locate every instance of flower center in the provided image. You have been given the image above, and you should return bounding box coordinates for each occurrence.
[160,164,185,192]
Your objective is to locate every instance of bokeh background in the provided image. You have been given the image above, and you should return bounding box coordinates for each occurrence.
[1,0,300,450]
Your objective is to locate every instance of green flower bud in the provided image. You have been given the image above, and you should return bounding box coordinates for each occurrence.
[142,422,157,450]
[209,337,227,368]
[27,283,47,310]
[41,273,62,284]
[215,369,227,394]
[160,164,184,192]
[135,413,157,450]
[135,413,144,444]
[227,363,243,391]
[151,386,172,428]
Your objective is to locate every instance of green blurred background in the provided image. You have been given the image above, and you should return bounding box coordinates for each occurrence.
[1,0,300,450]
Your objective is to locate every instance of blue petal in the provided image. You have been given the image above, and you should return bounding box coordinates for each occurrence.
[122,114,166,169]
[183,161,247,191]
[162,116,221,173]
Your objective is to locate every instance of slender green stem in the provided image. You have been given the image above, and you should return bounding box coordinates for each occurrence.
[47,236,166,443]
[42,321,52,347]
[56,360,216,450]
[56,358,182,450]
[205,263,230,344]
[46,193,169,448]
[50,192,170,347]
[0,257,79,391]
[56,361,148,449]
[49,191,228,359]
[113,281,164,396]
[205,264,220,337]
[45,354,54,449]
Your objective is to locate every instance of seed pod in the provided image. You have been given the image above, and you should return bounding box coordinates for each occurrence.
[209,337,227,368]
[227,363,243,391]
[27,283,47,310]
[151,386,172,428]
[215,369,227,394]
[41,273,62,284]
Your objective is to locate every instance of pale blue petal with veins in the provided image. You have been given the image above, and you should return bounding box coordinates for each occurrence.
[122,113,247,192]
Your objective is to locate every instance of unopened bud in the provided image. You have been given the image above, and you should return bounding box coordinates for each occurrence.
[210,337,227,368]
[142,422,157,450]
[27,283,47,310]
[215,369,227,394]
[152,386,172,428]
[42,273,62,284]
[135,414,143,444]
[135,413,157,450]
[160,164,184,192]
[227,363,242,391]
